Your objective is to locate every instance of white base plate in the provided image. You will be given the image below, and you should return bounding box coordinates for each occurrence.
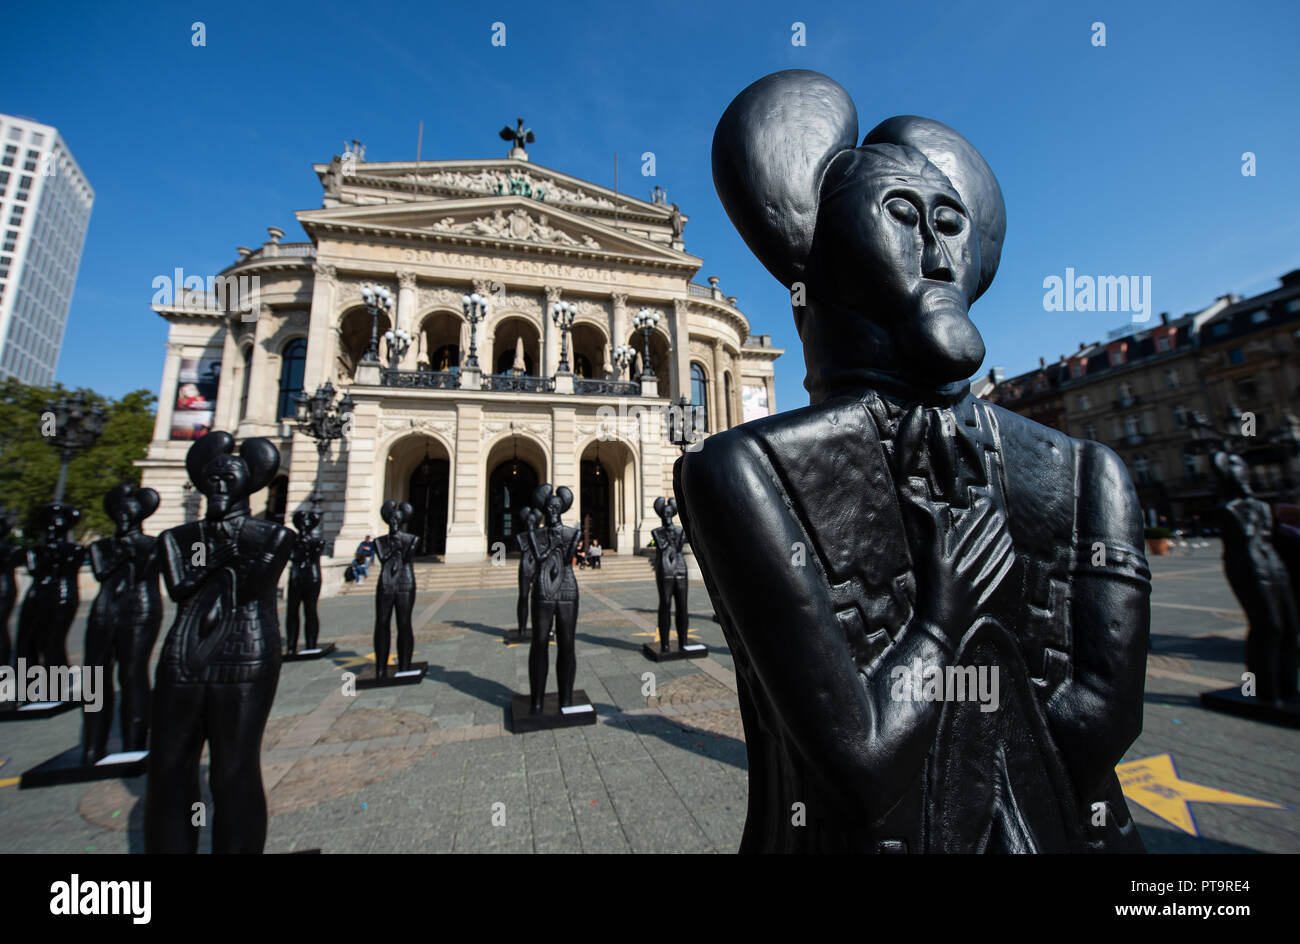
[561,704,594,715]
[96,750,148,766]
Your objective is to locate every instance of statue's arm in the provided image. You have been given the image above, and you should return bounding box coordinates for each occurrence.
[88,539,126,579]
[1048,441,1150,802]
[159,529,206,602]
[676,431,954,821]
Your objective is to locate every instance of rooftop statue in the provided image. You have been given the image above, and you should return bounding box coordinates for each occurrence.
[675,70,1151,853]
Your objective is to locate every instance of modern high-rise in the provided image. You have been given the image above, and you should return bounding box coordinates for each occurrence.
[0,114,94,386]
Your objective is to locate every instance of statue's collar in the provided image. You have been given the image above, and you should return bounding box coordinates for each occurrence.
[812,367,971,409]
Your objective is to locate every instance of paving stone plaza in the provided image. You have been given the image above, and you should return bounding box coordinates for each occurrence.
[1,546,1296,854]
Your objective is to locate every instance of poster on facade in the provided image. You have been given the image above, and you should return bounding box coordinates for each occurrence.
[170,354,222,440]
[741,384,769,423]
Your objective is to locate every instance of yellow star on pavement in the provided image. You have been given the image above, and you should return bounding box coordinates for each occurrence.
[0,758,17,789]
[333,651,393,670]
[1116,753,1286,836]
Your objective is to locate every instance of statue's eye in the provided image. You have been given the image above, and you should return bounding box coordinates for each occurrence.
[933,205,965,236]
[886,197,919,227]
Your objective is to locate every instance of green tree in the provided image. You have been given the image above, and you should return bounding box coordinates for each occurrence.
[0,378,156,542]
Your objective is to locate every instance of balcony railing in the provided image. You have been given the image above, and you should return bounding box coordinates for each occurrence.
[485,373,555,393]
[381,369,460,389]
[574,378,641,396]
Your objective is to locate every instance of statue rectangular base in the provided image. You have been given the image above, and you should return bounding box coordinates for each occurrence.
[21,745,148,789]
[642,641,708,662]
[355,662,428,689]
[284,643,337,662]
[0,699,80,722]
[509,690,596,733]
[1200,688,1300,728]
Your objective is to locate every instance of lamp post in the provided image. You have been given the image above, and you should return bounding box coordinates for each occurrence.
[668,394,704,454]
[552,301,576,373]
[360,283,393,362]
[384,327,412,370]
[633,307,660,379]
[612,343,635,381]
[461,292,487,370]
[44,393,108,501]
[293,382,355,460]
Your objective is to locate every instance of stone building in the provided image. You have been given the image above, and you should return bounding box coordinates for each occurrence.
[137,136,781,591]
[984,269,1300,524]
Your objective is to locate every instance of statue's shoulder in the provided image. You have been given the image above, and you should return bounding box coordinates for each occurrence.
[162,522,202,547]
[243,517,293,546]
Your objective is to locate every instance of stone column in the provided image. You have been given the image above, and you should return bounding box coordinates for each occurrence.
[611,292,628,377]
[710,337,724,433]
[636,405,665,550]
[213,318,241,431]
[673,299,691,402]
[152,340,185,443]
[551,405,579,507]
[396,270,419,369]
[245,303,276,428]
[444,401,486,561]
[305,263,337,389]
[330,393,381,594]
[543,285,561,378]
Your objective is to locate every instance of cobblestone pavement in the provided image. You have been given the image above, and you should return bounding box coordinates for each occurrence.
[1,543,1296,853]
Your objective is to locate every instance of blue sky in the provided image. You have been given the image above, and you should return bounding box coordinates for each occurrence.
[4,0,1298,411]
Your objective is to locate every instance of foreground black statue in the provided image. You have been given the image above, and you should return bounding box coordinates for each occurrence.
[374,500,418,676]
[514,506,542,639]
[83,485,163,763]
[0,509,20,667]
[286,503,325,655]
[145,432,293,854]
[675,70,1150,852]
[15,502,84,669]
[651,497,690,652]
[1210,451,1299,703]
[525,485,579,713]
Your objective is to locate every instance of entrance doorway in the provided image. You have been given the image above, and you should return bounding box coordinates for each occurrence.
[487,458,538,553]
[408,457,449,556]
[580,459,610,548]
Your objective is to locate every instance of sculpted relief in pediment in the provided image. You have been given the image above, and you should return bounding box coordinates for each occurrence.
[430,208,601,250]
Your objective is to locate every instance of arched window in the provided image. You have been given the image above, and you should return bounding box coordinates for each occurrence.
[690,362,709,432]
[277,338,307,420]
[237,344,253,421]
[724,372,733,428]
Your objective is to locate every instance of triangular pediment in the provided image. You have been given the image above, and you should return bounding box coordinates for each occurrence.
[297,196,699,270]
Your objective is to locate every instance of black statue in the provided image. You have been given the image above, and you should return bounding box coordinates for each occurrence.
[515,506,542,639]
[499,117,535,152]
[675,70,1149,853]
[286,503,325,655]
[374,500,418,676]
[15,502,84,669]
[1210,451,1299,703]
[651,497,690,652]
[525,485,579,713]
[0,509,21,667]
[82,485,163,763]
[145,432,293,854]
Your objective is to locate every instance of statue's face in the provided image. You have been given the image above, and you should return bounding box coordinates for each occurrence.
[114,495,141,533]
[545,498,563,527]
[814,166,985,385]
[202,455,249,517]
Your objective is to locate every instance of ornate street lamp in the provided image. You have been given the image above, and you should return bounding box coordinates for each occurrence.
[633,307,660,379]
[43,393,108,501]
[552,301,577,373]
[384,327,412,370]
[612,343,635,380]
[461,292,487,369]
[360,283,393,362]
[293,381,356,459]
[668,394,704,453]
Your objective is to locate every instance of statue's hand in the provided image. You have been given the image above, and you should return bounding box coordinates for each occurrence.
[901,486,1014,643]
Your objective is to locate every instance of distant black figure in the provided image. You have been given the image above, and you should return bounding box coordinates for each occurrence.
[499,117,535,152]
[145,432,293,854]
[1212,452,1299,703]
[15,503,84,669]
[525,485,579,713]
[286,505,325,654]
[0,509,21,667]
[374,500,418,676]
[651,497,689,652]
[677,70,1149,852]
[83,485,163,763]
[515,506,542,637]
